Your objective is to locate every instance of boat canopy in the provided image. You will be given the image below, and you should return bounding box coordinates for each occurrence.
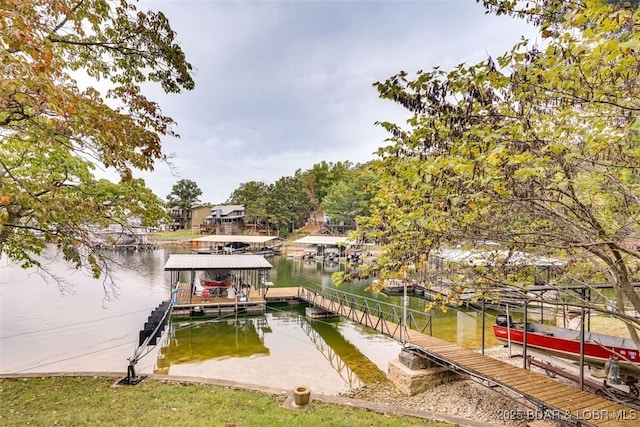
[192,235,282,244]
[164,254,273,271]
[434,249,565,267]
[293,236,349,246]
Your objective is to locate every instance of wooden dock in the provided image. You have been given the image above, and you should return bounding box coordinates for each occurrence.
[305,306,339,319]
[296,287,638,427]
[171,284,267,317]
[168,284,638,425]
[263,286,301,303]
[171,286,302,317]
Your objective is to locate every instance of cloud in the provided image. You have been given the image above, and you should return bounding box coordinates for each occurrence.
[138,0,539,203]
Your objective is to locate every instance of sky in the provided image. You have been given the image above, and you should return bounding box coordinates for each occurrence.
[132,0,540,203]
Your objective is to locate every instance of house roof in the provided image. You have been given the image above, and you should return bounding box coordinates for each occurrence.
[210,205,244,216]
[192,235,282,244]
[293,236,349,246]
[164,254,273,271]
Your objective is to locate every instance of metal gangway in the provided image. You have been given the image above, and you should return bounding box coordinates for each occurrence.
[295,286,637,426]
[297,286,431,340]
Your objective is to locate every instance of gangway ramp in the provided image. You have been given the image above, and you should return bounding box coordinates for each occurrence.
[406,331,637,426]
[293,286,637,426]
[296,287,431,339]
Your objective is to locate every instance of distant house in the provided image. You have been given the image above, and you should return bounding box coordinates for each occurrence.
[90,217,155,248]
[205,205,245,234]
[321,215,358,235]
[168,206,187,231]
[190,204,213,233]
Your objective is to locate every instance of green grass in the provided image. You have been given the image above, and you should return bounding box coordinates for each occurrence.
[152,230,195,241]
[0,377,446,427]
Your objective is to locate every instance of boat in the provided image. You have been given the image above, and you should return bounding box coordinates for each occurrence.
[324,247,340,261]
[199,270,234,289]
[302,245,317,259]
[493,314,640,368]
[380,278,414,295]
[222,242,250,254]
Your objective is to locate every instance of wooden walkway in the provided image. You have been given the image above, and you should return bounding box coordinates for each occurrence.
[296,287,638,427]
[264,286,302,302]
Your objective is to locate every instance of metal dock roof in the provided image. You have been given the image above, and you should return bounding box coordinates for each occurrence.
[163,254,273,271]
[292,236,349,245]
[191,235,282,244]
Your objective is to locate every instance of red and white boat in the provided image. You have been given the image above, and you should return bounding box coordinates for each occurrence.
[199,270,234,289]
[493,314,640,368]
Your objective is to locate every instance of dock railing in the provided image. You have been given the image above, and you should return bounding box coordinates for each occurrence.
[297,286,432,339]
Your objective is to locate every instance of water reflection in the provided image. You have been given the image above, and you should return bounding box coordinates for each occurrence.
[154,306,398,394]
[303,317,386,386]
[269,255,503,349]
[1,248,502,390]
[158,318,270,368]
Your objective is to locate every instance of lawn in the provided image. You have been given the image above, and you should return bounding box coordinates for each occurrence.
[152,230,195,241]
[0,377,448,427]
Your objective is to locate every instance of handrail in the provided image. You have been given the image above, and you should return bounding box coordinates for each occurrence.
[297,286,432,339]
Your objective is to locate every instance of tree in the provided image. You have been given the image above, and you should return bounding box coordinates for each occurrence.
[227,181,269,232]
[305,161,354,204]
[266,176,311,237]
[345,0,640,344]
[166,179,202,210]
[321,165,377,224]
[1,0,194,283]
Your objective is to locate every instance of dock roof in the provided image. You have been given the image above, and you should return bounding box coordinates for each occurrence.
[164,254,273,271]
[434,249,565,267]
[192,235,282,244]
[293,236,349,246]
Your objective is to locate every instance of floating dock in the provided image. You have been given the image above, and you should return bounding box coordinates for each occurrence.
[165,254,274,318]
[305,306,339,319]
[170,283,267,317]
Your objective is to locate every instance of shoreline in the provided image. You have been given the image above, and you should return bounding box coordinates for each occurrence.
[0,346,540,427]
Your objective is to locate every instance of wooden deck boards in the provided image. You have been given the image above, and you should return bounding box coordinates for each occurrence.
[174,285,264,306]
[167,286,628,426]
[174,284,300,307]
[296,287,637,425]
[166,284,638,425]
[264,286,299,299]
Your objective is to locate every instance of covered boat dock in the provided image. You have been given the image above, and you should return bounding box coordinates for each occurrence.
[190,235,283,255]
[165,254,274,317]
[290,235,349,259]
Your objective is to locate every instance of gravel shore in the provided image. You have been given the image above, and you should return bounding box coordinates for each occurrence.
[341,346,564,427]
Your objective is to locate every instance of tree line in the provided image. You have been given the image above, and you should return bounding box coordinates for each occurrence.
[3,0,640,347]
[167,160,378,237]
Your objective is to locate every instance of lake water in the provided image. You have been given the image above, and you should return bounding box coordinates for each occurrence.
[0,246,501,394]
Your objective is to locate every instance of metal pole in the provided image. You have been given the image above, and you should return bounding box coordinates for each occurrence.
[506,304,512,357]
[587,288,591,332]
[402,279,408,345]
[580,306,585,390]
[523,297,528,369]
[481,297,485,355]
[189,270,194,304]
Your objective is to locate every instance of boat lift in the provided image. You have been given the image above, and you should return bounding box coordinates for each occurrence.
[119,300,171,385]
[524,349,640,409]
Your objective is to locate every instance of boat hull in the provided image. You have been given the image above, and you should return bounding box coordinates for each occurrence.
[200,279,232,289]
[493,325,640,367]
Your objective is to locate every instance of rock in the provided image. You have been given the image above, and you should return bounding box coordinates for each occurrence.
[341,346,550,427]
[398,348,431,370]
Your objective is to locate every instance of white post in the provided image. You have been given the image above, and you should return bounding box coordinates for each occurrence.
[403,278,408,345]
